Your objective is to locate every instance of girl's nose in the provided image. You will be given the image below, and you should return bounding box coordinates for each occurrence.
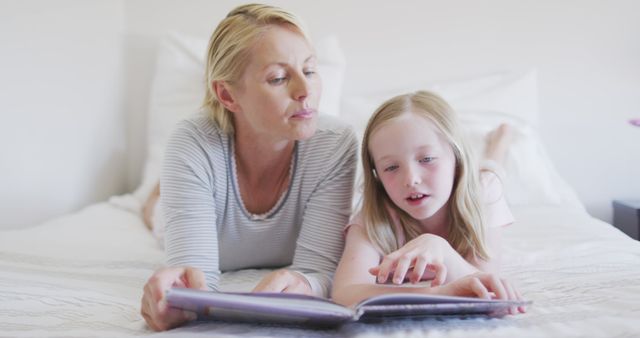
[404,166,421,187]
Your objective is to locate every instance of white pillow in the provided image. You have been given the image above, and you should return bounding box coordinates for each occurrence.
[460,114,583,209]
[341,70,584,209]
[341,70,537,139]
[132,32,347,205]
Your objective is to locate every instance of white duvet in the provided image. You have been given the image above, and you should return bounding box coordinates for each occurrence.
[1,199,639,338]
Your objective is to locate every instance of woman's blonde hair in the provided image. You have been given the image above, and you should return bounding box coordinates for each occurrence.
[202,3,310,134]
[361,90,489,260]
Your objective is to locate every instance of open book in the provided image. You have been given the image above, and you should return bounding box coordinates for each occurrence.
[166,288,530,327]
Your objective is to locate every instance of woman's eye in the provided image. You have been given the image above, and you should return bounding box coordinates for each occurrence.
[419,157,435,163]
[303,69,316,78]
[384,165,398,172]
[268,77,287,85]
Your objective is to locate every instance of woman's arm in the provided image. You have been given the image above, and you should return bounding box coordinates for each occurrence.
[287,127,359,297]
[162,121,221,290]
[141,121,221,331]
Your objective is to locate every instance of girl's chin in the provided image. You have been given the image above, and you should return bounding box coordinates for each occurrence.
[400,207,435,221]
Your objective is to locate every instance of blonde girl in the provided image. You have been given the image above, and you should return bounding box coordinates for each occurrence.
[332,91,524,314]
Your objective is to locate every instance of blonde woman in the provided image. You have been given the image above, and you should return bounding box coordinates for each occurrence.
[139,4,359,331]
[332,91,525,314]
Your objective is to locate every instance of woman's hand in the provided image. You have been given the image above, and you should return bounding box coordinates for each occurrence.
[369,233,450,286]
[252,269,313,295]
[140,266,207,331]
[436,272,526,314]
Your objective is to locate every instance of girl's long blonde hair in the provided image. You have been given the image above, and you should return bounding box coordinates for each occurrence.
[361,90,489,260]
[202,3,310,134]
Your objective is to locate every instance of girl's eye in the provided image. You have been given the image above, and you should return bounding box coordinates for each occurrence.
[419,157,435,164]
[303,69,316,78]
[384,165,398,172]
[268,77,287,85]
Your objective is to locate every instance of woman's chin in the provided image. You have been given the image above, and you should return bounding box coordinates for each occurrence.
[290,120,317,140]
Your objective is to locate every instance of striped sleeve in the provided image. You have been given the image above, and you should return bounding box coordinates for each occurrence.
[290,127,358,297]
[161,121,221,291]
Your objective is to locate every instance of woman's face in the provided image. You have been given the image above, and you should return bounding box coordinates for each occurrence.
[229,24,321,143]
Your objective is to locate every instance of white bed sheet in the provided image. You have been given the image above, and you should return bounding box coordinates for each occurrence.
[1,199,639,338]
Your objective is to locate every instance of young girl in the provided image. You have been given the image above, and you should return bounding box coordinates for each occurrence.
[332,90,525,313]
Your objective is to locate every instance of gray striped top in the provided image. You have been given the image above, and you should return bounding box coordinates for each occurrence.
[160,114,357,297]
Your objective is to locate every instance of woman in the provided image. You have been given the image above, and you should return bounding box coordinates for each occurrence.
[140,4,358,331]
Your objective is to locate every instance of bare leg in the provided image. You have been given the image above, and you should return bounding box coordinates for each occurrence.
[142,182,160,230]
[484,123,514,166]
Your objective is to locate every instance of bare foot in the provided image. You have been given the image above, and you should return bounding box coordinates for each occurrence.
[484,123,514,165]
[142,183,160,230]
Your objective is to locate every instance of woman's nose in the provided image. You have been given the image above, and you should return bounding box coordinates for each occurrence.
[290,72,310,102]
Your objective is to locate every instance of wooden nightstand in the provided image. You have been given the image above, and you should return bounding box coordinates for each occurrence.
[612,200,640,240]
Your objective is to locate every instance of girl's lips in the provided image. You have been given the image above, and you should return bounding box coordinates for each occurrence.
[405,194,429,206]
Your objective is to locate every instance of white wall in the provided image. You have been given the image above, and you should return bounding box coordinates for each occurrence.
[0,0,126,228]
[122,0,640,223]
[1,0,638,228]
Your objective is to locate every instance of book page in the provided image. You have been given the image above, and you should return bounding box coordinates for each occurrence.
[358,293,505,306]
[166,288,355,326]
[354,293,531,321]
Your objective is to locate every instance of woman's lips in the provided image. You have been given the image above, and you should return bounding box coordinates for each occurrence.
[291,109,315,119]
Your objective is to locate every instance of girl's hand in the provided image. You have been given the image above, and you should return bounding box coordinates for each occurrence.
[140,266,207,331]
[370,233,449,286]
[436,272,526,314]
[252,269,313,295]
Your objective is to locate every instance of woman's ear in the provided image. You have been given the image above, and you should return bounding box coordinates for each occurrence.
[213,80,241,113]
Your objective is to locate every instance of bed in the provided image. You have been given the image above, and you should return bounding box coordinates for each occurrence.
[2,33,639,338]
[2,200,639,337]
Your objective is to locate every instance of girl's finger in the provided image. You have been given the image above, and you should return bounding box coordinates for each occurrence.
[376,256,397,284]
[392,255,413,284]
[477,273,507,300]
[429,263,447,287]
[411,255,429,284]
[501,278,517,315]
[469,277,491,299]
[515,287,527,313]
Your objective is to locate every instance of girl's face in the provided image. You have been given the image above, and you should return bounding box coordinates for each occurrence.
[369,113,457,225]
[229,24,321,142]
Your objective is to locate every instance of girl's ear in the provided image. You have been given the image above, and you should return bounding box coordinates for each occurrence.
[213,80,241,113]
